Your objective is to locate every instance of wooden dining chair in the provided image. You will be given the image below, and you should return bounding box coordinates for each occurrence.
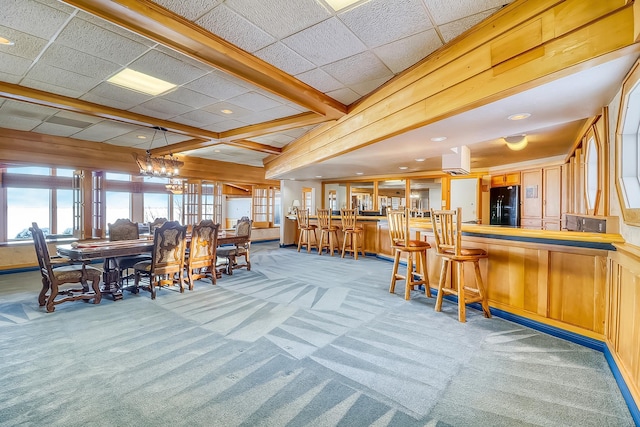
[340,208,365,259]
[430,207,491,322]
[295,208,317,253]
[30,222,102,312]
[133,221,188,299]
[217,218,252,275]
[317,208,340,256]
[387,208,431,300]
[108,218,150,288]
[185,220,219,289]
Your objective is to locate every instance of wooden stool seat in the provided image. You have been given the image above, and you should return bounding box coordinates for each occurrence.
[340,209,365,259]
[317,209,340,256]
[387,208,431,300]
[431,207,491,322]
[296,208,317,253]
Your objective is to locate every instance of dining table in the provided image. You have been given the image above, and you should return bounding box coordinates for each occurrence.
[57,232,244,300]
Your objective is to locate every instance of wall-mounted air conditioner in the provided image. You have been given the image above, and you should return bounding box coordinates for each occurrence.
[442,145,470,175]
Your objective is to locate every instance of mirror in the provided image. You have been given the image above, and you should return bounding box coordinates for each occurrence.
[585,127,600,214]
[351,181,374,212]
[408,178,442,217]
[378,179,406,214]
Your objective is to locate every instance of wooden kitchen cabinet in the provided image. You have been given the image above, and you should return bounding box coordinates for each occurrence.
[491,172,521,187]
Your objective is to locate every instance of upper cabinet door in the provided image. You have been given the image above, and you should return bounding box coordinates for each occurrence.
[521,169,543,218]
[543,166,562,220]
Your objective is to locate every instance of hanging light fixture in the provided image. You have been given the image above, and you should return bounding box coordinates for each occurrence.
[134,126,184,177]
[504,134,528,151]
[165,179,184,195]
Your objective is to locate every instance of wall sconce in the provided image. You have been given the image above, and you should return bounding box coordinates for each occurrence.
[504,134,528,151]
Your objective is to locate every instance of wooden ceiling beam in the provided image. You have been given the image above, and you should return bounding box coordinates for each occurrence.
[62,0,347,120]
[219,112,332,142]
[231,140,282,155]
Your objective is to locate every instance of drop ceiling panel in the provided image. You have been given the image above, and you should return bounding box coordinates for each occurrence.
[32,121,85,137]
[322,51,393,86]
[55,16,152,66]
[196,4,275,53]
[26,62,101,93]
[130,98,194,120]
[37,44,120,80]
[373,29,442,74]
[254,43,316,76]
[226,92,284,112]
[204,119,248,133]
[86,82,154,109]
[295,68,343,93]
[326,87,360,105]
[0,26,48,61]
[439,9,497,43]
[184,73,250,101]
[2,0,72,39]
[337,0,434,48]
[160,88,219,110]
[224,0,331,39]
[152,0,224,21]
[128,49,210,86]
[183,143,269,167]
[424,0,507,25]
[283,17,366,66]
[0,52,32,77]
[172,110,227,128]
[73,121,144,143]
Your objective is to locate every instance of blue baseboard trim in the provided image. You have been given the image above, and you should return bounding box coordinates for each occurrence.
[604,346,640,426]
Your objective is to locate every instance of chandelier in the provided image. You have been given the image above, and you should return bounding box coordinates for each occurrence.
[135,126,184,177]
[165,179,184,195]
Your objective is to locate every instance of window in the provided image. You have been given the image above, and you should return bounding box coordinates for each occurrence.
[615,59,640,225]
[105,191,131,226]
[144,192,169,223]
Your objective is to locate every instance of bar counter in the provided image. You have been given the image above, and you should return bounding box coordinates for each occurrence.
[306,215,623,340]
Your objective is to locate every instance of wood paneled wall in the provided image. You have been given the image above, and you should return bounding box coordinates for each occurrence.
[607,243,640,407]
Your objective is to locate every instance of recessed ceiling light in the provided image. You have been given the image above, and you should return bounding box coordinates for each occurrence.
[136,135,147,139]
[289,178,296,180]
[0,37,15,46]
[220,109,233,114]
[508,113,531,121]
[399,166,408,170]
[325,0,363,11]
[415,158,425,162]
[355,172,363,175]
[430,136,447,142]
[315,175,322,178]
[214,149,221,153]
[504,135,528,151]
[107,68,176,96]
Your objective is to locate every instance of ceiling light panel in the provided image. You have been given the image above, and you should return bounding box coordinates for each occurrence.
[107,68,176,96]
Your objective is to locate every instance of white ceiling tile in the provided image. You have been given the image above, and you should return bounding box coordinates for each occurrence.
[56,17,151,66]
[338,0,433,48]
[32,122,80,137]
[283,17,366,66]
[249,133,295,147]
[161,88,219,109]
[202,102,253,119]
[295,68,344,93]
[0,115,40,131]
[80,92,138,111]
[224,0,331,39]
[283,125,318,138]
[0,26,48,61]
[129,99,194,120]
[203,119,246,132]
[439,9,497,43]
[76,12,156,47]
[0,0,71,39]
[196,4,275,53]
[0,52,32,77]
[326,87,360,105]
[35,0,75,13]
[226,92,282,111]
[129,49,208,86]
[152,0,224,21]
[173,110,227,127]
[73,121,142,143]
[185,73,249,100]
[0,100,57,120]
[254,42,316,76]
[39,44,121,80]
[349,76,393,97]
[154,45,215,72]
[26,62,101,93]
[373,29,442,74]
[21,77,87,98]
[424,0,509,25]
[53,111,103,124]
[322,51,393,86]
[86,82,153,108]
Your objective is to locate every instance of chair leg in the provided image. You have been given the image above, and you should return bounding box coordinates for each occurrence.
[38,277,49,307]
[341,231,348,258]
[457,262,466,323]
[435,259,448,312]
[297,229,304,252]
[389,249,401,294]
[90,276,102,304]
[405,252,413,300]
[420,250,431,298]
[318,230,325,255]
[46,283,58,313]
[474,261,491,318]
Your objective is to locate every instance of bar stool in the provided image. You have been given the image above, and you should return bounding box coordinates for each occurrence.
[430,207,491,322]
[317,209,340,256]
[340,208,365,259]
[387,208,431,300]
[295,208,317,253]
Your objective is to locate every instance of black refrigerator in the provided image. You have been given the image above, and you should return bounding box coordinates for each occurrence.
[490,185,521,226]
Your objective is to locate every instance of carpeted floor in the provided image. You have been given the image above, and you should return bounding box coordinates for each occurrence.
[0,242,634,426]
